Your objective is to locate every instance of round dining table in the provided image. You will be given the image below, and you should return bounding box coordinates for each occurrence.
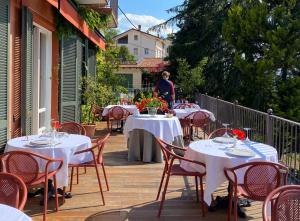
[180,139,278,205]
[173,108,216,121]
[102,104,139,117]
[5,134,92,188]
[0,204,32,221]
[124,114,184,162]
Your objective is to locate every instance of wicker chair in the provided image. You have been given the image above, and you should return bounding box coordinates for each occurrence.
[224,161,288,221]
[68,133,111,205]
[0,151,63,221]
[107,106,130,132]
[58,122,86,135]
[263,185,300,221]
[208,128,234,139]
[155,138,206,217]
[0,172,27,210]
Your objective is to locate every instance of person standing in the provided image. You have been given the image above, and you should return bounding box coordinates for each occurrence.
[153,71,175,109]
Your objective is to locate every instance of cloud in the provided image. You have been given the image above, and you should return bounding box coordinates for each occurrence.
[118,13,177,37]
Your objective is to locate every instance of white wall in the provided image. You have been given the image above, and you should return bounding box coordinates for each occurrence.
[115,29,167,61]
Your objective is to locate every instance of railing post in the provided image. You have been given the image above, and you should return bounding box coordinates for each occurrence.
[266,109,274,145]
[233,100,238,128]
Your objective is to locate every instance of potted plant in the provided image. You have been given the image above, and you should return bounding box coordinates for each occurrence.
[81,75,99,137]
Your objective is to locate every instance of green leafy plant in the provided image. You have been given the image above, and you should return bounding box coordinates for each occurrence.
[81,75,99,124]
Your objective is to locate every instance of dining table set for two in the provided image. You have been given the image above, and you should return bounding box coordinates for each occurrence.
[154,126,298,221]
[0,121,111,221]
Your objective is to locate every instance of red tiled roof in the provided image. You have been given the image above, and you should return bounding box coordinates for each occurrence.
[119,58,169,72]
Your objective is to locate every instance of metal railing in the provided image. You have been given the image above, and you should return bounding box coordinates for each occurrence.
[197,94,300,183]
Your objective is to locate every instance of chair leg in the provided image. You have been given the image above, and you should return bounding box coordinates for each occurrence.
[227,184,233,221]
[62,186,66,204]
[76,167,79,184]
[53,175,59,212]
[233,188,238,221]
[84,166,87,174]
[43,179,49,221]
[156,167,166,200]
[101,163,109,191]
[70,167,74,192]
[200,176,205,217]
[195,176,199,203]
[94,165,105,205]
[157,173,171,217]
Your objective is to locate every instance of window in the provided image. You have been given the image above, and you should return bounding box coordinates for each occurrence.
[117,35,128,44]
[134,35,138,40]
[133,48,138,56]
[144,48,149,55]
[117,74,133,89]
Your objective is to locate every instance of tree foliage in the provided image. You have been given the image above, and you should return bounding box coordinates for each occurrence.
[176,58,207,101]
[155,0,300,121]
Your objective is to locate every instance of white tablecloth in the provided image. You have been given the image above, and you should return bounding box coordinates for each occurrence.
[124,115,183,144]
[5,134,92,188]
[180,140,278,205]
[174,103,201,110]
[102,105,139,116]
[174,108,216,121]
[0,204,32,221]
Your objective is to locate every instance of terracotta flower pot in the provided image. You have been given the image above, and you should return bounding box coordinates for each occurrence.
[82,124,96,138]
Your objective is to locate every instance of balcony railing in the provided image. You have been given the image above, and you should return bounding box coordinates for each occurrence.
[197,93,300,183]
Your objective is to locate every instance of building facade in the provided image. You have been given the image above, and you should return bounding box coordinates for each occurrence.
[113,28,171,62]
[0,0,117,150]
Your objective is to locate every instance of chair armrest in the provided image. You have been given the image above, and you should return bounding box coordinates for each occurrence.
[45,158,64,174]
[173,154,206,172]
[166,143,187,152]
[224,167,237,184]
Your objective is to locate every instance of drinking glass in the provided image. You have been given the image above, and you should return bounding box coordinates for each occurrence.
[222,123,230,138]
[243,128,251,142]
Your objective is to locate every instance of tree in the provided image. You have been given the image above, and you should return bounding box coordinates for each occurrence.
[223,0,300,117]
[92,29,136,107]
[176,58,207,101]
[150,0,238,100]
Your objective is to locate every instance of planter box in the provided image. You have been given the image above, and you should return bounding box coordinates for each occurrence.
[77,0,108,7]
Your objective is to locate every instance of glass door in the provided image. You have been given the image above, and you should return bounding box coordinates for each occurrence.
[32,25,52,134]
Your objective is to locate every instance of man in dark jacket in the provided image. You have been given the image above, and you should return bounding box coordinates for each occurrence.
[153,71,175,109]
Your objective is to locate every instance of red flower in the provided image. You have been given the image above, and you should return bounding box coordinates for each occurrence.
[232,129,245,140]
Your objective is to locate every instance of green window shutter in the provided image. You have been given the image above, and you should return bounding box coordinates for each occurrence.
[60,36,82,123]
[0,0,9,150]
[21,7,33,135]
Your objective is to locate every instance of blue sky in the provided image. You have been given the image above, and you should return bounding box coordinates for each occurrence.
[117,0,184,36]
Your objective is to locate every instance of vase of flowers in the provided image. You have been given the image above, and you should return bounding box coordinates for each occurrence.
[147,107,158,116]
[135,97,168,115]
[232,129,245,148]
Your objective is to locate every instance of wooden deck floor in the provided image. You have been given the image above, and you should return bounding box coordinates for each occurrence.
[26,122,263,221]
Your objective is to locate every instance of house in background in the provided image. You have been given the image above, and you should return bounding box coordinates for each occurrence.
[116,58,169,96]
[113,27,171,93]
[113,26,171,62]
[0,0,118,150]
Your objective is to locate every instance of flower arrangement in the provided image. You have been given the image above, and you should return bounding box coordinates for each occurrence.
[135,97,168,112]
[232,129,245,140]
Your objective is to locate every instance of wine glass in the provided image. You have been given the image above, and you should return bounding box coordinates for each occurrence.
[222,123,230,138]
[243,128,251,142]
